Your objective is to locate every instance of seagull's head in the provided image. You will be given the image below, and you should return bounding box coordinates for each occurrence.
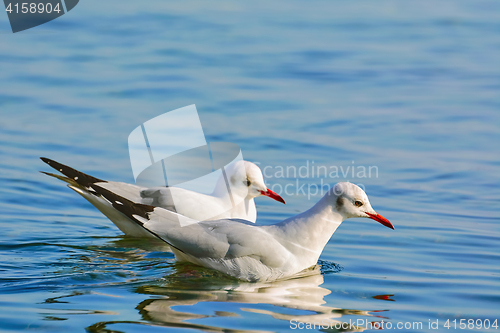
[331,182,394,229]
[228,161,285,204]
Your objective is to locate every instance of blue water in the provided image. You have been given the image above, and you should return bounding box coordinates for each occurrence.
[1,1,499,332]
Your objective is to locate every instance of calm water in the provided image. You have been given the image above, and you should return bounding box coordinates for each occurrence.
[1,1,499,332]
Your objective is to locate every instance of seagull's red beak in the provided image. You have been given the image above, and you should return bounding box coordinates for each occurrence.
[260,189,286,204]
[365,212,394,230]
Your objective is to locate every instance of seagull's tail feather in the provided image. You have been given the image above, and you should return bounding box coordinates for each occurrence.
[40,157,106,188]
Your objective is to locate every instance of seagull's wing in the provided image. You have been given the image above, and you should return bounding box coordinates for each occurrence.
[139,186,237,221]
[92,184,290,267]
[139,187,178,212]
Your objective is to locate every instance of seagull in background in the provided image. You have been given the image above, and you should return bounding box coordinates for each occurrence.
[40,157,285,238]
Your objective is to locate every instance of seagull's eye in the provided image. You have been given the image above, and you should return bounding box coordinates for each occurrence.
[244,179,251,187]
[354,200,363,207]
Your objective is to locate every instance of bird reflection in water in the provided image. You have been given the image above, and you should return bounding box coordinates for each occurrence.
[85,262,390,333]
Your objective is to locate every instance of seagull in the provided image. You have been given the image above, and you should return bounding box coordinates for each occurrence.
[40,157,285,238]
[87,181,394,282]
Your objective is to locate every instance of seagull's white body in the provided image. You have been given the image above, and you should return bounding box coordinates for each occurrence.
[91,182,394,282]
[40,158,284,238]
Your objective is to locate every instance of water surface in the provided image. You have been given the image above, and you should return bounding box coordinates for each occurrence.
[0,1,499,332]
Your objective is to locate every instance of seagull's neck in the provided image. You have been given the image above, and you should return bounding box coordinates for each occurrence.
[212,172,248,202]
[269,193,344,259]
[212,181,229,199]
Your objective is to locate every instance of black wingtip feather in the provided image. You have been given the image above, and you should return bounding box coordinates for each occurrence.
[40,157,106,187]
[92,183,155,226]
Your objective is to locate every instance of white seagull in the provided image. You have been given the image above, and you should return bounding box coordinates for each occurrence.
[40,157,285,238]
[85,181,394,282]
